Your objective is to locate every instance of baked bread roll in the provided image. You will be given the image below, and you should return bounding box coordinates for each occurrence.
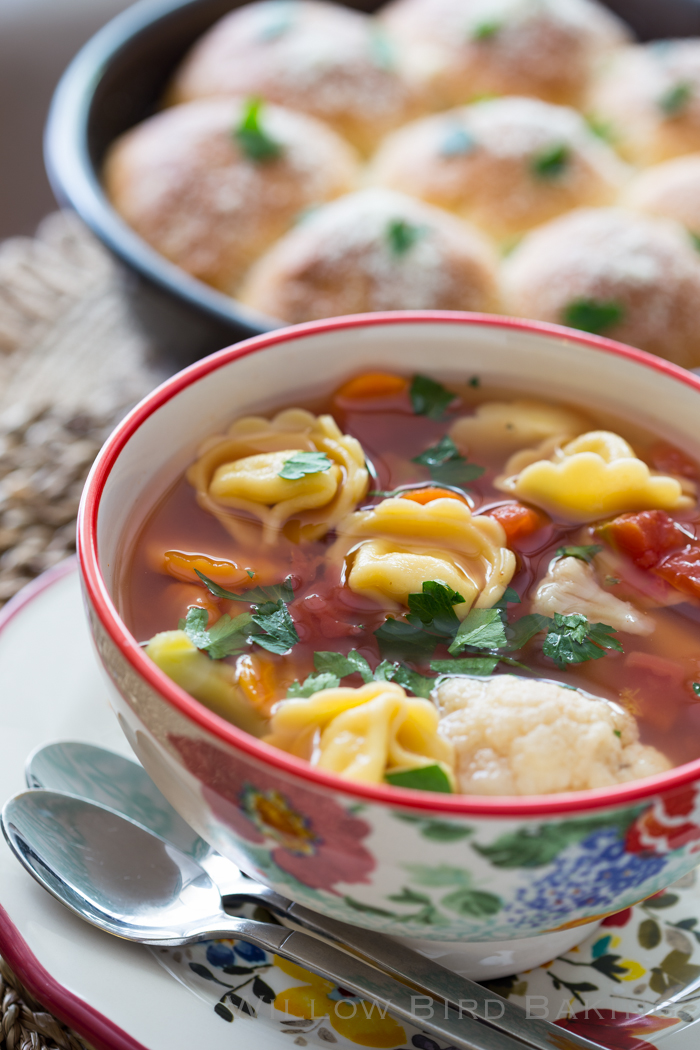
[238,188,500,321]
[103,97,358,295]
[624,154,700,241]
[369,96,628,242]
[589,41,700,165]
[501,207,700,367]
[167,0,420,153]
[380,0,630,110]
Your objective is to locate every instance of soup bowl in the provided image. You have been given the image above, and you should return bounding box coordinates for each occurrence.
[78,312,700,973]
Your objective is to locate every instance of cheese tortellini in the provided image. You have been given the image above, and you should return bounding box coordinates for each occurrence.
[334,496,516,615]
[497,430,694,522]
[450,399,591,456]
[187,409,368,544]
[265,680,456,787]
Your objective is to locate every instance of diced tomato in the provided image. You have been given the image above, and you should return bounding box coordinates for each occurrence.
[597,510,688,569]
[400,487,467,505]
[649,440,700,480]
[487,502,549,545]
[654,545,700,600]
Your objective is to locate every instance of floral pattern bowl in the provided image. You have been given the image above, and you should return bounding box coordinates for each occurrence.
[77,312,700,953]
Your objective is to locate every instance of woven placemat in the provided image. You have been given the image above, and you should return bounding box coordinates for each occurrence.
[0,211,166,1048]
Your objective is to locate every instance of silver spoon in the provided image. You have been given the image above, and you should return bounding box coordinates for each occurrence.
[25,742,601,1050]
[3,789,537,1050]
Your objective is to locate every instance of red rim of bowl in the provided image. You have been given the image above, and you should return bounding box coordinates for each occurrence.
[78,310,700,817]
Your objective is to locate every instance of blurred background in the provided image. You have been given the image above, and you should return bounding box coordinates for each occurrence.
[3,0,700,242]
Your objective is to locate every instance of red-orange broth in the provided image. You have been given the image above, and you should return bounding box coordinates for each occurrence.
[119,375,700,774]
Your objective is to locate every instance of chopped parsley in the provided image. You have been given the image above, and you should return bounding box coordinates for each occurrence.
[604,575,621,587]
[180,606,253,660]
[195,570,294,605]
[408,579,465,636]
[503,613,551,652]
[693,683,700,697]
[531,143,570,180]
[389,663,436,699]
[314,649,374,683]
[250,599,299,654]
[585,114,616,143]
[562,298,624,335]
[449,608,507,654]
[278,451,333,480]
[412,435,485,486]
[431,656,500,676]
[287,672,340,698]
[556,544,602,564]
[409,375,456,419]
[374,617,438,658]
[440,126,476,157]
[468,375,480,388]
[690,232,700,253]
[541,612,623,669]
[387,219,423,256]
[659,81,693,116]
[471,19,501,40]
[234,98,283,162]
[385,764,452,793]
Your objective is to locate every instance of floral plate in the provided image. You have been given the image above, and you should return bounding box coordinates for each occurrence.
[1,561,699,1050]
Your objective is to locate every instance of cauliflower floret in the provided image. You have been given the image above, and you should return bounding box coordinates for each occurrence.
[436,675,669,795]
[532,556,654,636]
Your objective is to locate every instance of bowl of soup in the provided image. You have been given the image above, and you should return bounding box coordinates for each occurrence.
[78,312,700,961]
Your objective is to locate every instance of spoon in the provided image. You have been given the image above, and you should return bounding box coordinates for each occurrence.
[25,742,601,1050]
[3,789,535,1050]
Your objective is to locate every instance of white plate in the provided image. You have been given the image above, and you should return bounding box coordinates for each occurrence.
[1,562,700,1050]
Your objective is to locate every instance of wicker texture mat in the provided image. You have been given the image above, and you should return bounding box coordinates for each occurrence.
[0,212,165,1048]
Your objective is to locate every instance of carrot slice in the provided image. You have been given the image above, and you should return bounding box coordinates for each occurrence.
[488,502,549,544]
[236,654,284,716]
[400,487,467,505]
[163,550,254,589]
[334,373,408,401]
[598,511,688,569]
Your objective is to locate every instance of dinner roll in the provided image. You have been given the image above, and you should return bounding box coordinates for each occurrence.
[623,154,700,241]
[590,41,700,165]
[103,97,358,295]
[502,208,700,367]
[380,0,630,110]
[167,0,420,153]
[369,96,629,242]
[238,188,500,321]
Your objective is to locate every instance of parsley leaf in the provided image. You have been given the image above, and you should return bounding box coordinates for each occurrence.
[431,656,500,676]
[471,18,500,40]
[234,97,283,162]
[563,298,624,335]
[659,81,693,115]
[374,617,438,657]
[389,663,436,699]
[195,570,295,605]
[449,608,507,654]
[181,607,253,660]
[407,579,465,636]
[542,612,623,669]
[693,683,700,696]
[314,650,374,684]
[385,765,452,793]
[409,375,456,419]
[287,672,340,698]
[491,586,521,611]
[531,143,570,179]
[387,219,423,256]
[250,599,299,654]
[503,613,551,652]
[278,451,333,480]
[556,544,602,563]
[412,435,485,485]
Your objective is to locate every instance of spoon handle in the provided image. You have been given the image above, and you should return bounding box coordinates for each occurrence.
[219,887,600,1050]
[195,913,533,1050]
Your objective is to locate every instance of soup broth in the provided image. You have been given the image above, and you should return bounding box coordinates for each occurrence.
[120,372,700,795]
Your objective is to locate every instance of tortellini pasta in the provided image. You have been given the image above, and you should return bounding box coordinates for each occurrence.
[334,496,516,615]
[264,680,456,787]
[187,409,369,545]
[146,631,268,736]
[450,399,591,456]
[497,430,694,522]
